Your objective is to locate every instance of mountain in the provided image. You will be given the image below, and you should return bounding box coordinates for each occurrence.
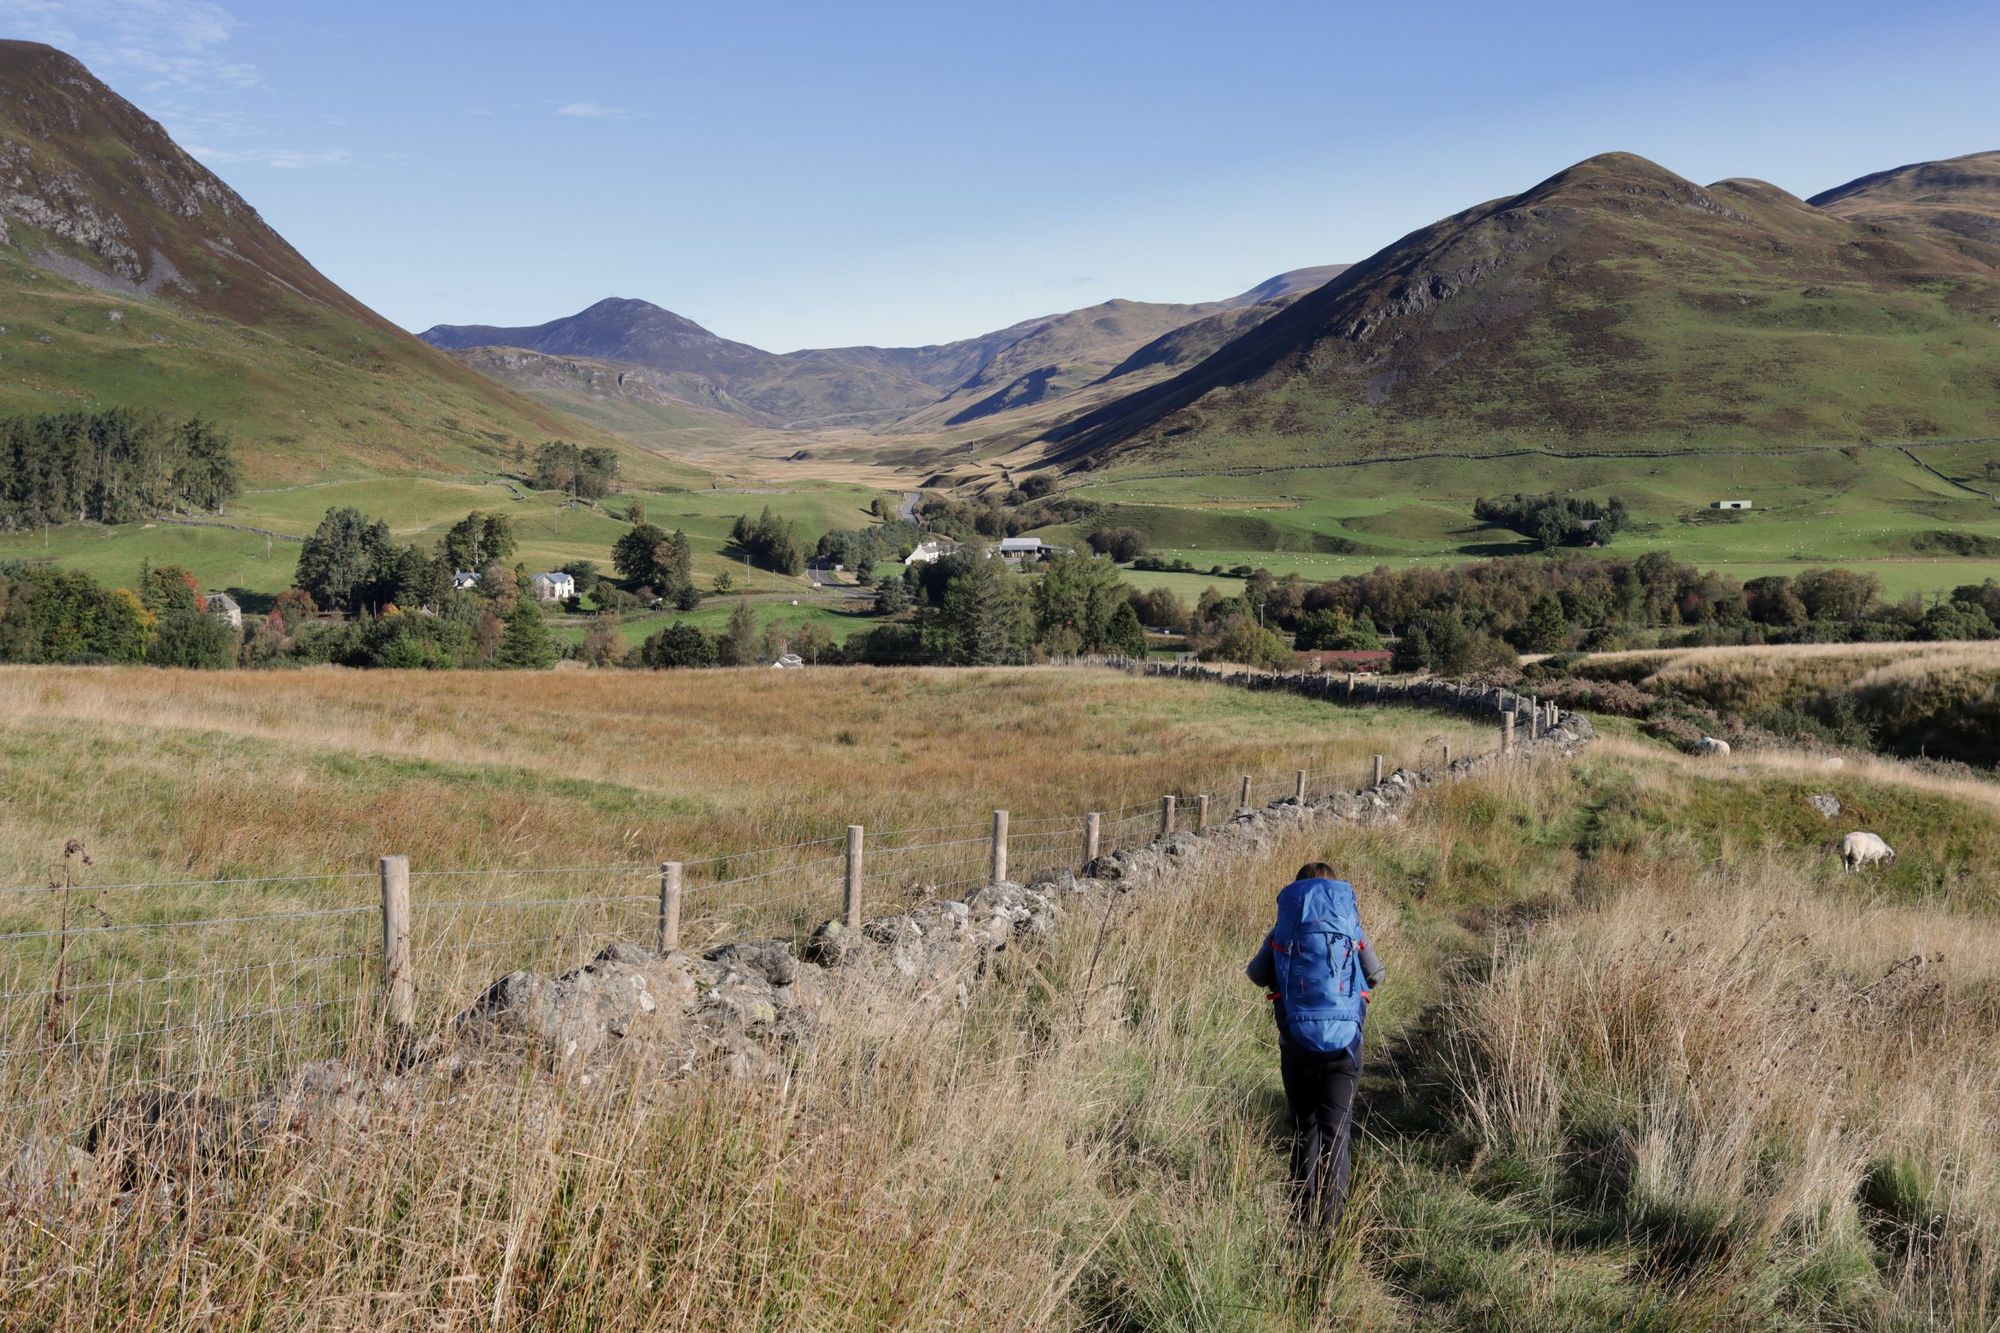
[445,346,757,454]
[1038,151,2000,470]
[1808,150,2000,262]
[425,267,1347,436]
[0,40,660,484]
[422,297,940,429]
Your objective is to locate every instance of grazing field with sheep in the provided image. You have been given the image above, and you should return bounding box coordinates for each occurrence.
[2,667,2000,1328]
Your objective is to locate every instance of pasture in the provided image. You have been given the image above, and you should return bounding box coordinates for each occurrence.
[1061,442,2000,601]
[0,476,893,605]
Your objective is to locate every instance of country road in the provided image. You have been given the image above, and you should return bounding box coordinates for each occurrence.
[805,565,875,599]
[898,491,920,522]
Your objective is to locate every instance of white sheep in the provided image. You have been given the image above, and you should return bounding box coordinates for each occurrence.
[1694,736,1732,756]
[1840,831,1897,872]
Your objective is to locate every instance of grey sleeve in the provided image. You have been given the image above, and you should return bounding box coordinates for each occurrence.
[1358,941,1385,989]
[1246,938,1276,988]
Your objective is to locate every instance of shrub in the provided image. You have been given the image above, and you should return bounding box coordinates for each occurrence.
[639,623,717,669]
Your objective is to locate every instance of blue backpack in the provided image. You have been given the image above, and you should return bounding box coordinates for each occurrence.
[1268,877,1367,1054]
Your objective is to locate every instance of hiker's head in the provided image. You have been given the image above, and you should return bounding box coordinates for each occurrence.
[1295,861,1338,882]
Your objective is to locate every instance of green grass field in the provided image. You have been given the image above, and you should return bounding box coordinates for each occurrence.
[553,596,882,649]
[7,420,1997,616]
[0,477,897,605]
[1060,442,2000,600]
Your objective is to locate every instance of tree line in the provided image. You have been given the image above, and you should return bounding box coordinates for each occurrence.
[1473,493,1628,549]
[0,409,239,529]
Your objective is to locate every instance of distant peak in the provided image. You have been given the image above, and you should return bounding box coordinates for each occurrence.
[1535,151,1689,190]
[580,296,669,315]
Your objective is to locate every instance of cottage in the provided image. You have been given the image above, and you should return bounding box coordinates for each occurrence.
[904,538,956,566]
[1711,500,1753,511]
[992,537,1055,562]
[204,591,242,629]
[452,570,481,590]
[529,571,577,603]
[770,653,805,670]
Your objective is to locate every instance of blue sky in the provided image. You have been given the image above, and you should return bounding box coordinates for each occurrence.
[6,0,1998,350]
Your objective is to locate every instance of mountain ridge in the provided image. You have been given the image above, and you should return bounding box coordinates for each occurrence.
[419,266,1351,434]
[1033,149,2000,470]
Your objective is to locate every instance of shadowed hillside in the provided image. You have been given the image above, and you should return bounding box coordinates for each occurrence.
[1809,148,2000,261]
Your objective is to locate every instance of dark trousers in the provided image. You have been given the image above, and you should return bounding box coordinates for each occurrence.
[1279,1041,1362,1227]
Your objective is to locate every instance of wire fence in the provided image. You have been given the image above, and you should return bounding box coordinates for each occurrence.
[0,664,1549,1139]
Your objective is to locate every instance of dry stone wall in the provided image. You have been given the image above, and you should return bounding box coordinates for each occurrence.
[4,671,1592,1205]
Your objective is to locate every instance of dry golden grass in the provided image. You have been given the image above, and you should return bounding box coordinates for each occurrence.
[1452,847,2000,1325]
[0,666,1490,1172]
[1591,732,2000,815]
[0,748,1593,1330]
[0,665,1491,886]
[1639,641,1996,710]
[5,668,2000,1327]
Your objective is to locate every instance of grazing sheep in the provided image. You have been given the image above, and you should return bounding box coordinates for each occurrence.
[1694,736,1732,756]
[1840,831,1897,872]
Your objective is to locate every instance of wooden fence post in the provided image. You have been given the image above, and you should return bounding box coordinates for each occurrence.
[658,861,683,953]
[1502,712,1515,754]
[1373,754,1385,786]
[1239,774,1252,810]
[844,826,864,929]
[1442,740,1452,767]
[1294,769,1308,803]
[1161,795,1177,837]
[1084,812,1101,866]
[378,854,414,1032]
[1197,793,1211,832]
[991,810,1010,884]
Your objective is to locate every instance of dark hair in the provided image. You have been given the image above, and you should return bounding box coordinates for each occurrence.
[1296,861,1337,881]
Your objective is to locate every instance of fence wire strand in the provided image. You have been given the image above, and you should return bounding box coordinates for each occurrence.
[0,665,1518,1130]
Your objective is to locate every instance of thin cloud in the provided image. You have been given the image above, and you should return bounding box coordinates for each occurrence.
[556,101,646,121]
[189,144,353,169]
[0,0,262,90]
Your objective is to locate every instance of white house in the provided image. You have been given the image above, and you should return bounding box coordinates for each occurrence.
[770,653,805,670]
[452,570,481,590]
[1711,500,1753,511]
[904,538,957,566]
[529,571,576,603]
[204,591,242,629]
[993,536,1055,562]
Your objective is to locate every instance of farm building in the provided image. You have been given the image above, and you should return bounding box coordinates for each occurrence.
[1711,500,1753,511]
[529,572,576,603]
[452,570,481,590]
[204,592,242,629]
[992,537,1057,562]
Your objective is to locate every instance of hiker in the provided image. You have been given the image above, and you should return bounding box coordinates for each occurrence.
[1246,861,1384,1228]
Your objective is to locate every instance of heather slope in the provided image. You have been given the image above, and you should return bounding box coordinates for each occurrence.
[1038,151,2000,470]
